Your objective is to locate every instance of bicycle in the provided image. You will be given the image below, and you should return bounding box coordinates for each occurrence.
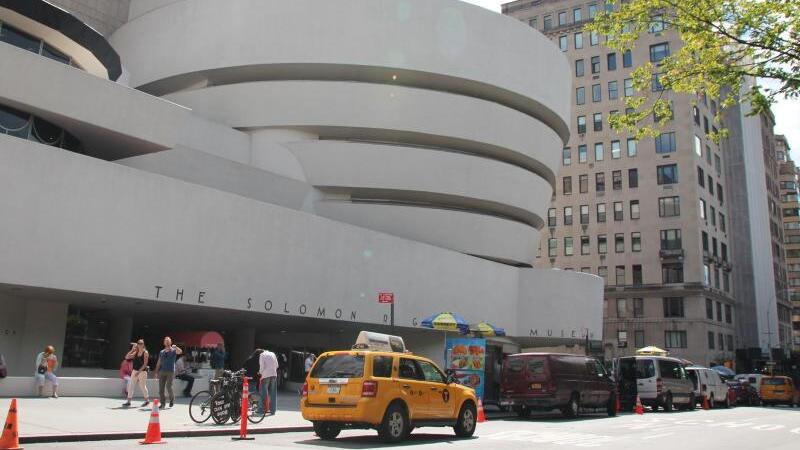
[189,369,266,425]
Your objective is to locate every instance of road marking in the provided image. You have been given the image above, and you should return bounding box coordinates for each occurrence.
[482,430,618,447]
[751,424,785,431]
[642,432,674,439]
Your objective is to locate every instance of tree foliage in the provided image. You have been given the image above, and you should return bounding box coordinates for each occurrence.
[586,0,800,139]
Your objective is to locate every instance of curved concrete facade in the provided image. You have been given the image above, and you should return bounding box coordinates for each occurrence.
[0,0,602,376]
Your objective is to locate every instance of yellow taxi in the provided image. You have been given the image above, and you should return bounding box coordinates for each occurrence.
[301,331,479,442]
[760,376,797,407]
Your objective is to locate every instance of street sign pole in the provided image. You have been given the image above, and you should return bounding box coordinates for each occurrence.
[378,292,395,333]
[390,300,395,334]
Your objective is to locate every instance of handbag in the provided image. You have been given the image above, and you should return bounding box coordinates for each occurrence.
[37,365,47,375]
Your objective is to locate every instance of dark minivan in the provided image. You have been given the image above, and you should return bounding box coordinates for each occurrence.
[499,353,616,418]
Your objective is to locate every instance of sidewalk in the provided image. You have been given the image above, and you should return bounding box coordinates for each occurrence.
[6,393,312,444]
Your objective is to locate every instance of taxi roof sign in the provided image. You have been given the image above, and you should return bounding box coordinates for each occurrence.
[353,331,406,353]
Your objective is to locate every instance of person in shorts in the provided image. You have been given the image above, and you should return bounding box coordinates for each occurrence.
[34,346,59,398]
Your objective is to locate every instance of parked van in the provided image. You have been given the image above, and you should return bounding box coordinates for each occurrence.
[760,376,797,407]
[615,356,694,411]
[686,366,731,408]
[499,353,616,419]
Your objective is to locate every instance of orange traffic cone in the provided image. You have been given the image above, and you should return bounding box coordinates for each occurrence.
[0,399,22,450]
[702,395,711,410]
[634,395,644,415]
[232,378,255,441]
[476,399,487,423]
[140,400,165,445]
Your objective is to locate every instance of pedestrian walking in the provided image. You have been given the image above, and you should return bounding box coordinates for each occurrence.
[211,342,226,379]
[174,353,195,397]
[34,346,59,398]
[259,348,279,415]
[154,336,182,408]
[123,339,150,407]
[120,352,133,397]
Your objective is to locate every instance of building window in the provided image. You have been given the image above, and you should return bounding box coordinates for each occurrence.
[564,206,573,225]
[630,200,640,219]
[628,168,639,188]
[528,17,537,28]
[725,305,732,323]
[655,132,676,153]
[702,231,709,252]
[576,59,585,77]
[598,266,608,284]
[597,203,606,222]
[617,299,626,317]
[559,35,568,51]
[726,334,734,351]
[633,265,643,285]
[581,236,590,254]
[624,78,634,97]
[573,7,582,22]
[592,84,602,103]
[706,299,714,319]
[548,238,557,257]
[715,154,722,175]
[623,49,632,67]
[612,170,622,190]
[598,234,608,254]
[543,14,552,30]
[710,206,716,226]
[698,166,705,187]
[579,175,588,193]
[574,32,584,49]
[615,234,625,253]
[615,265,626,285]
[608,81,618,100]
[694,135,702,157]
[663,297,684,318]
[577,115,586,134]
[662,263,684,283]
[563,147,572,166]
[634,330,645,347]
[703,263,711,285]
[649,14,665,33]
[578,145,587,163]
[665,331,687,348]
[633,298,644,318]
[656,164,678,185]
[699,198,707,221]
[660,229,682,249]
[596,172,606,192]
[595,142,604,160]
[708,331,715,349]
[617,330,628,346]
[580,204,589,224]
[649,43,670,63]
[607,53,617,71]
[717,184,724,204]
[576,87,585,105]
[614,201,623,221]
[564,237,574,256]
[590,31,599,46]
[658,196,680,217]
[652,73,665,91]
[589,3,598,18]
[611,140,621,159]
[548,208,556,227]
[627,138,637,157]
[718,332,723,350]
[716,302,722,322]
[593,113,603,131]
[632,232,642,252]
[591,56,600,73]
[558,11,567,25]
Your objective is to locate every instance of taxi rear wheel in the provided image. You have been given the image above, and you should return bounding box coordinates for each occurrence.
[378,403,409,443]
[454,402,477,437]
[312,422,341,440]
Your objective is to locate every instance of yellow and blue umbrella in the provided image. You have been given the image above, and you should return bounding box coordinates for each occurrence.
[468,322,506,337]
[421,312,470,334]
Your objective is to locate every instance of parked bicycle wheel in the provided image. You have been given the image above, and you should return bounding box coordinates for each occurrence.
[230,395,242,424]
[247,393,267,424]
[210,392,231,424]
[189,390,213,424]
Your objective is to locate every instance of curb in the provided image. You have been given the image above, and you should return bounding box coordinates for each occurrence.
[19,425,315,444]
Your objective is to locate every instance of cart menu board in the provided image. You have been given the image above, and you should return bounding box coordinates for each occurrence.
[445,337,486,400]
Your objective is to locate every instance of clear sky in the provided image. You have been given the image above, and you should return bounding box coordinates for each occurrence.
[462,0,800,156]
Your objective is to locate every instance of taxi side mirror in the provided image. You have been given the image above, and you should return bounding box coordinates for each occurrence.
[445,369,456,384]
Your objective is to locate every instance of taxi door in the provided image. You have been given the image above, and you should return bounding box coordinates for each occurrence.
[396,358,432,420]
[416,359,456,418]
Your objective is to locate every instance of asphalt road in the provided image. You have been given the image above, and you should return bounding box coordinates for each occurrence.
[26,405,800,449]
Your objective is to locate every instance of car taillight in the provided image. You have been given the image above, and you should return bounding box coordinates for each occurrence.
[362,380,378,397]
[301,382,308,398]
[656,378,663,394]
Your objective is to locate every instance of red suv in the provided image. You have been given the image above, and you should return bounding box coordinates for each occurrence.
[499,353,616,418]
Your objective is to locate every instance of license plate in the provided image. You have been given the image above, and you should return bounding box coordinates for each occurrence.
[531,383,542,390]
[327,386,341,394]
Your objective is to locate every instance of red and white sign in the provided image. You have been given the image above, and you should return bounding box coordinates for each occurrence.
[378,292,395,304]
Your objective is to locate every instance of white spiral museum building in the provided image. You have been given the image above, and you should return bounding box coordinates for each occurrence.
[0,0,601,380]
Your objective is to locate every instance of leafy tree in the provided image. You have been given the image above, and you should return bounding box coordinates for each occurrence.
[586,0,800,139]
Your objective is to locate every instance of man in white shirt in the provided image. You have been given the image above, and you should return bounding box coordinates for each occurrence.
[304,353,316,375]
[258,349,279,415]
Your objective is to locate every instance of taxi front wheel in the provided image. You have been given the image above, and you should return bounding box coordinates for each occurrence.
[313,421,342,440]
[454,402,477,438]
[378,403,409,443]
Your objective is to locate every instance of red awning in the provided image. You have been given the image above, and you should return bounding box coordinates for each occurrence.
[171,331,224,348]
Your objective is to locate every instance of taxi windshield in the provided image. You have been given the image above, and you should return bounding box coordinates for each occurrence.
[310,354,365,378]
